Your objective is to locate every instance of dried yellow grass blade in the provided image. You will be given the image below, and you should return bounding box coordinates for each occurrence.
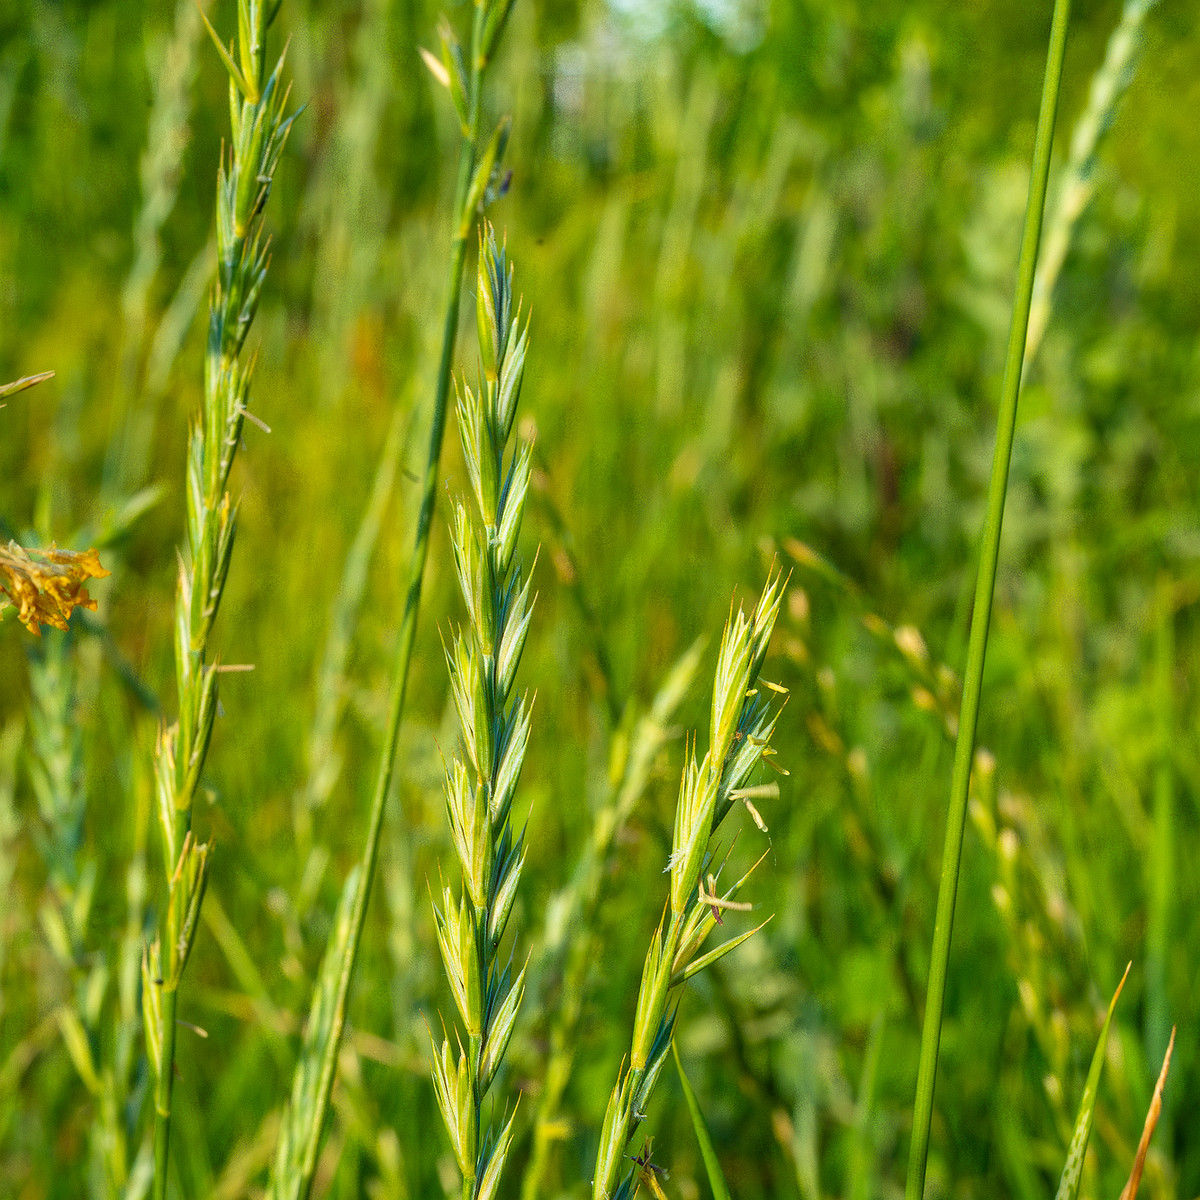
[1118,1025,1176,1200]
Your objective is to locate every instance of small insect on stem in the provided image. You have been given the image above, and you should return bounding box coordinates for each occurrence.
[631,1137,669,1200]
[698,873,753,926]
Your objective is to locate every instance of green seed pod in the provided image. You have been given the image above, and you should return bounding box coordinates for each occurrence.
[669,752,715,918]
[487,828,525,949]
[494,440,531,578]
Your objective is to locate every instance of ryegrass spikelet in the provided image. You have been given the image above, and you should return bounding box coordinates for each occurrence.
[430,222,534,1200]
[592,569,787,1200]
[146,3,296,1195]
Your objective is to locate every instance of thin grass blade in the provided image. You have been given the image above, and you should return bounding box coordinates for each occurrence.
[904,3,1072,1195]
[672,1042,732,1200]
[1054,963,1130,1200]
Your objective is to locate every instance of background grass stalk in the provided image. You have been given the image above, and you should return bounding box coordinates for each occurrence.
[904,2,1072,1196]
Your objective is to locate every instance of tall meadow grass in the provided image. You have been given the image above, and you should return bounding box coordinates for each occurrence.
[0,1,1196,1199]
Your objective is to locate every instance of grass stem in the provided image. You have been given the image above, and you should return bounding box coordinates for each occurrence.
[904,2,1072,1196]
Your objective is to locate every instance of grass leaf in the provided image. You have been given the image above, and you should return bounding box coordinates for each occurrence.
[1054,962,1130,1200]
[672,1041,732,1200]
[0,371,54,400]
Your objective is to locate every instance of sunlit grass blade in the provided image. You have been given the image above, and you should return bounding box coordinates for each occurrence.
[1054,963,1129,1200]
[672,1042,732,1200]
[904,3,1072,1197]
[1118,1024,1176,1200]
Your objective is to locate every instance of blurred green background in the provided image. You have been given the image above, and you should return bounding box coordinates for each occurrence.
[1,0,1198,1197]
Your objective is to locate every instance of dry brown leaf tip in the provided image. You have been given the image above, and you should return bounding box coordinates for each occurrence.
[0,540,111,636]
[1118,1025,1176,1200]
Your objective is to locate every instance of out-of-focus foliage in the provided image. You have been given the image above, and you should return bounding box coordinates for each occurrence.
[1,1,1197,1199]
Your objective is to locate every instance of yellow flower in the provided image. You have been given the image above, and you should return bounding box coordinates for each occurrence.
[0,540,110,636]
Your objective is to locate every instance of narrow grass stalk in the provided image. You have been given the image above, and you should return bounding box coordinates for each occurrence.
[592,571,787,1200]
[429,222,533,1200]
[293,406,407,861]
[268,5,516,1194]
[0,721,20,1001]
[146,5,296,1196]
[904,4,1071,1197]
[1144,576,1174,1071]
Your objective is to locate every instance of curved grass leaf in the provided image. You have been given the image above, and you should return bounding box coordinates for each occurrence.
[672,1041,731,1200]
[0,371,54,400]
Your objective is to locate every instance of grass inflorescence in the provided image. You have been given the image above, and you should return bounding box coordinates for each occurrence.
[592,570,787,1200]
[144,3,296,1194]
[429,223,533,1200]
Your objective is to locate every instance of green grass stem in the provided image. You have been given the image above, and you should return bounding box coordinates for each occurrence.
[904,3,1072,1196]
[1146,577,1174,1077]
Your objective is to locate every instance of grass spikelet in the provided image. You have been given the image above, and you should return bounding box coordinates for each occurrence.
[592,568,786,1200]
[522,638,704,1200]
[268,6,520,1187]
